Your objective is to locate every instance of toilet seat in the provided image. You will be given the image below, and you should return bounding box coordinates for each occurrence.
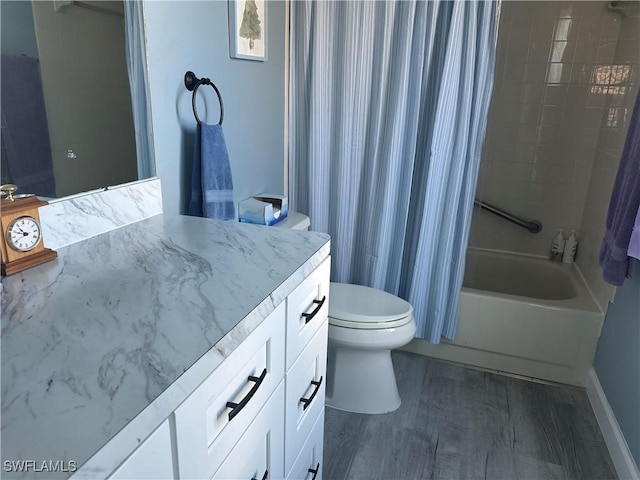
[328,283,414,330]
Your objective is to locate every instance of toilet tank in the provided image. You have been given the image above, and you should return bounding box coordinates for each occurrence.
[272,212,310,231]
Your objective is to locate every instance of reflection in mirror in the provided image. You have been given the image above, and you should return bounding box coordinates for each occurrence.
[0,0,153,199]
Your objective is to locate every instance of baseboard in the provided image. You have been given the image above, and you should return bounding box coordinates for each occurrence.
[586,368,640,480]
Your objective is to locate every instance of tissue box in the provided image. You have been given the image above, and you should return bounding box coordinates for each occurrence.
[238,194,288,226]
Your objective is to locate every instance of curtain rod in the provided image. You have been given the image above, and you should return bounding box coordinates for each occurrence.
[54,1,124,18]
[74,1,123,18]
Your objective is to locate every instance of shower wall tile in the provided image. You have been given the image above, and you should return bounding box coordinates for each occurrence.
[577,110,638,308]
[597,40,619,61]
[583,107,605,128]
[521,83,546,103]
[472,0,634,266]
[544,84,567,104]
[577,6,640,310]
[541,105,563,125]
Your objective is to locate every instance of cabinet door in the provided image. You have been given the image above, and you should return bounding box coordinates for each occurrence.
[213,382,285,480]
[174,302,286,479]
[285,322,328,473]
[286,411,324,480]
[108,420,174,480]
[286,258,330,370]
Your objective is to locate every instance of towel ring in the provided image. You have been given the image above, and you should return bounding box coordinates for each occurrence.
[184,71,224,126]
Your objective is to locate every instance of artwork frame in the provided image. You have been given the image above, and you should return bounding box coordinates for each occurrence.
[228,0,268,62]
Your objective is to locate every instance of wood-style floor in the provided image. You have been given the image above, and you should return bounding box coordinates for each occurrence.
[323,351,616,480]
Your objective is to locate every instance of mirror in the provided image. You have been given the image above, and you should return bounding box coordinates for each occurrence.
[0,0,153,199]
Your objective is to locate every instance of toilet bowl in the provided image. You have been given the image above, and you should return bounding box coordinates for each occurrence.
[274,213,416,414]
[326,283,416,414]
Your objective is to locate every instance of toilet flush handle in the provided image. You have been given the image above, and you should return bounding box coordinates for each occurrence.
[301,296,326,324]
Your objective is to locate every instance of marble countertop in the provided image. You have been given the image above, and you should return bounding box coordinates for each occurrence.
[1,214,330,478]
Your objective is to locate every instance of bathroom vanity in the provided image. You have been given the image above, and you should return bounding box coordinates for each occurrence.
[1,187,330,479]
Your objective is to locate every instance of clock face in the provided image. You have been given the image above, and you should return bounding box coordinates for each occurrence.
[7,216,42,252]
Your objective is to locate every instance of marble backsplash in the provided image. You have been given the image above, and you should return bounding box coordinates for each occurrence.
[40,178,163,250]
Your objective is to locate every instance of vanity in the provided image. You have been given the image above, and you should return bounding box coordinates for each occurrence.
[1,180,331,479]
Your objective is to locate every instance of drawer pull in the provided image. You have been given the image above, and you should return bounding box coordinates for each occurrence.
[308,463,320,480]
[226,368,267,421]
[251,469,268,480]
[300,376,323,410]
[301,296,326,324]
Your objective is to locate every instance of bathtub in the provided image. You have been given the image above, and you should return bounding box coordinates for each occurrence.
[403,249,604,386]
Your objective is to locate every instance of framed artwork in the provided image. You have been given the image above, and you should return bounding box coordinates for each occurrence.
[228,0,267,61]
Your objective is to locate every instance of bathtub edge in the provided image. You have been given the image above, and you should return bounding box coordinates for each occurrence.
[401,338,593,387]
[574,262,606,316]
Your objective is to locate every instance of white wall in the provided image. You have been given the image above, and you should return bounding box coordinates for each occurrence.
[144,1,286,215]
[470,1,632,261]
[577,5,640,310]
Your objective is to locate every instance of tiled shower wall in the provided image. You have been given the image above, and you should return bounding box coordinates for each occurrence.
[470,1,638,279]
[578,3,640,310]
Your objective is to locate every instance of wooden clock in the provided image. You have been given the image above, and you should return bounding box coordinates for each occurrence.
[1,184,57,276]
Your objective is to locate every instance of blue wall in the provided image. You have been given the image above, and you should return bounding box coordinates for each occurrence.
[594,270,640,467]
[144,0,285,215]
[1,1,38,58]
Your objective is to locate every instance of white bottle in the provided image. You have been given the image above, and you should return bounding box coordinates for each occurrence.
[550,229,565,262]
[562,230,578,264]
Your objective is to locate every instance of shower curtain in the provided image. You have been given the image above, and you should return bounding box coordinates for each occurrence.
[289,0,498,343]
[124,1,155,179]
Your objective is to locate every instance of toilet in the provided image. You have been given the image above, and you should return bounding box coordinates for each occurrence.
[326,283,416,414]
[274,213,417,414]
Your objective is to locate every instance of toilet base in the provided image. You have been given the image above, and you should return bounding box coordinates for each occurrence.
[325,346,401,414]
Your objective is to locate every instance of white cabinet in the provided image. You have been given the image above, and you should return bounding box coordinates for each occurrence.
[100,256,330,480]
[285,259,330,370]
[213,382,286,480]
[285,323,328,473]
[108,420,174,480]
[287,412,325,480]
[174,301,286,479]
[283,257,330,478]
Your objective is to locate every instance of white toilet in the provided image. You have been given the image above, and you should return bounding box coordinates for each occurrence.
[326,283,416,414]
[275,213,417,414]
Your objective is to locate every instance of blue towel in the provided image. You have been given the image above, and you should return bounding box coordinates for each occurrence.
[188,123,235,220]
[1,54,56,197]
[599,91,640,285]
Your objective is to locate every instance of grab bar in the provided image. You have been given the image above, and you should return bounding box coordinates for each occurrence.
[474,199,542,234]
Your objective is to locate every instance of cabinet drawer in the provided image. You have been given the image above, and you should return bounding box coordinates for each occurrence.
[286,411,324,480]
[175,302,285,479]
[286,258,330,369]
[285,322,328,473]
[108,420,174,480]
[213,381,285,480]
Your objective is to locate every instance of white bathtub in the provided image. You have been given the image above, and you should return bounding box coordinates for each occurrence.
[404,249,604,386]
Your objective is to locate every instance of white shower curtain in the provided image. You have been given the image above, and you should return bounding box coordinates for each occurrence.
[289,0,498,343]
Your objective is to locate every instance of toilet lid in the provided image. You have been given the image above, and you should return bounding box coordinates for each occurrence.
[329,283,413,329]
